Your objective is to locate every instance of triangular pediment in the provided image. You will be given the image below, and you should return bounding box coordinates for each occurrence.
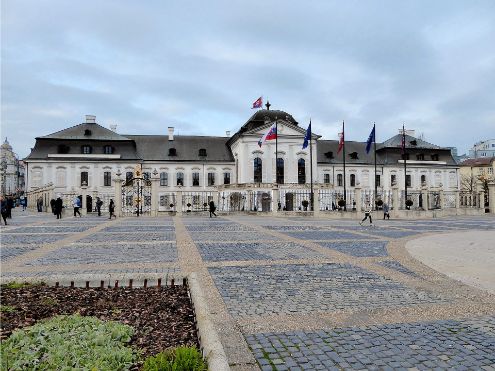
[248,120,307,137]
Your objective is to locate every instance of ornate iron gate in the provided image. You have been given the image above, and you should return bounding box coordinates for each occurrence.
[121,177,152,216]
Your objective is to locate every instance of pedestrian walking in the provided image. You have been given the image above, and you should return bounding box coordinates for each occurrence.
[50,198,56,215]
[1,196,9,225]
[108,199,116,219]
[95,197,103,216]
[209,200,217,218]
[359,203,373,226]
[37,197,43,212]
[73,197,82,217]
[383,203,390,220]
[6,197,14,218]
[55,196,63,219]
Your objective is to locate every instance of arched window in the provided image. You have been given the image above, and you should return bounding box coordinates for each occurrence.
[276,158,284,184]
[421,175,426,186]
[253,158,262,183]
[298,158,306,184]
[337,174,343,187]
[350,174,356,187]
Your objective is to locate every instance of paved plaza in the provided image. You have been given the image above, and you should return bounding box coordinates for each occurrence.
[1,210,494,370]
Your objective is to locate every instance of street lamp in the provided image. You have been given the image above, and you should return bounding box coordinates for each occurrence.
[0,158,7,196]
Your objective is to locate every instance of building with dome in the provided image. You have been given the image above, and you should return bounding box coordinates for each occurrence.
[1,138,25,196]
[24,108,467,215]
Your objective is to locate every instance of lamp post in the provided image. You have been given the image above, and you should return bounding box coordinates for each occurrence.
[0,158,7,196]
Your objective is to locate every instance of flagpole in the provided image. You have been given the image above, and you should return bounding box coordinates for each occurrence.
[403,123,408,208]
[275,117,278,187]
[309,120,313,211]
[342,120,347,211]
[373,123,377,210]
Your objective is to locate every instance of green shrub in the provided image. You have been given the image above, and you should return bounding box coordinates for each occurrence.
[0,305,16,313]
[2,281,45,289]
[1,314,137,370]
[143,346,207,371]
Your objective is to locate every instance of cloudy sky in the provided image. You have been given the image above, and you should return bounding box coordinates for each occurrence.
[2,0,494,158]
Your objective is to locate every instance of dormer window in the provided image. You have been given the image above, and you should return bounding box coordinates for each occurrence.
[103,145,114,154]
[198,148,207,157]
[324,151,333,159]
[410,140,417,146]
[84,129,92,136]
[81,145,92,154]
[168,148,177,156]
[349,152,359,160]
[57,144,70,154]
[431,154,439,161]
[416,154,424,161]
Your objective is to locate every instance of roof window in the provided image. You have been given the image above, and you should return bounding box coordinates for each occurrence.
[349,152,359,160]
[198,148,207,157]
[168,148,177,156]
[324,151,333,159]
[84,129,92,136]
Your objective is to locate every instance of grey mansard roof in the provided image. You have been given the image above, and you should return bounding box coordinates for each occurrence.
[381,134,441,150]
[40,123,131,141]
[125,135,234,162]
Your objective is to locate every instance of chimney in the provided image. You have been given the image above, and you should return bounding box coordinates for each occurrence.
[109,124,117,132]
[85,115,96,124]
[226,130,231,136]
[168,127,174,141]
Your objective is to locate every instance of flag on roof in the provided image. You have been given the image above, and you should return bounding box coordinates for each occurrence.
[258,123,277,147]
[365,125,375,154]
[401,124,406,154]
[302,121,311,149]
[337,121,345,154]
[252,96,263,109]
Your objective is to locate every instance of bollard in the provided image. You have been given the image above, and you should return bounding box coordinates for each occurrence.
[70,281,74,288]
[55,282,59,288]
[128,279,133,288]
[171,278,175,287]
[157,278,162,288]
[144,279,148,288]
[115,280,119,288]
[183,277,187,287]
[100,280,104,289]
[85,281,90,289]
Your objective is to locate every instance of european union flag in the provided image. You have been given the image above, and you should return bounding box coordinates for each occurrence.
[302,121,311,149]
[366,125,375,154]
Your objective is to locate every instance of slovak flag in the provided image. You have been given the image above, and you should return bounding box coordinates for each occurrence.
[252,96,263,109]
[258,123,277,147]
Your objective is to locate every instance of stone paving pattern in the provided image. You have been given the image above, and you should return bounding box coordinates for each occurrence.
[1,210,494,370]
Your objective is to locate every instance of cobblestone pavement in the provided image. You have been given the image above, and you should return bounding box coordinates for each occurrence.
[1,209,494,370]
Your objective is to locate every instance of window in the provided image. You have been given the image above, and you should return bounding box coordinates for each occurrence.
[81,171,89,186]
[192,172,200,186]
[421,175,427,185]
[143,172,151,180]
[104,171,111,186]
[349,152,359,160]
[103,145,114,154]
[337,174,343,187]
[81,145,92,154]
[298,158,306,184]
[489,167,493,175]
[224,172,231,185]
[324,174,330,184]
[160,172,168,186]
[126,171,133,185]
[168,148,177,156]
[57,145,69,154]
[198,148,207,157]
[324,151,333,159]
[416,154,424,161]
[375,174,381,187]
[208,172,215,186]
[176,172,184,186]
[84,129,92,136]
[276,158,284,184]
[391,174,397,186]
[254,158,262,183]
[431,154,439,161]
[479,168,485,175]
[406,174,412,187]
[350,174,356,187]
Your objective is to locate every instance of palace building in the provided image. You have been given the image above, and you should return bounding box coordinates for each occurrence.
[24,108,460,214]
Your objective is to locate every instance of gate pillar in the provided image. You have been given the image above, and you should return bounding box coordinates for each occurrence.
[151,171,159,217]
[488,181,495,214]
[114,172,123,217]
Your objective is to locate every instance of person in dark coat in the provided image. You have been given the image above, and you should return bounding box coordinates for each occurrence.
[1,196,8,225]
[6,197,14,218]
[37,197,43,212]
[383,203,390,220]
[108,199,116,219]
[209,200,217,218]
[55,196,63,219]
[95,197,103,216]
[50,199,56,214]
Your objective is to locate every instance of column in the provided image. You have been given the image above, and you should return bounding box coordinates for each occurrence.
[392,186,399,216]
[150,172,159,217]
[313,187,320,216]
[421,186,428,210]
[113,173,122,217]
[272,187,279,215]
[81,186,88,215]
[354,186,362,212]
[455,190,460,210]
[176,190,183,215]
[488,181,495,214]
[439,189,444,210]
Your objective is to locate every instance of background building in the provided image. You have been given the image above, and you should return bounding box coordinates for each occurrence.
[1,138,25,197]
[469,139,495,159]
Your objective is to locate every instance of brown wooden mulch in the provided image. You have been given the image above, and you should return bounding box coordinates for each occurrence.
[0,284,199,363]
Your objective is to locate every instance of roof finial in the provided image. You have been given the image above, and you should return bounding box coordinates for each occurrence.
[265,101,271,110]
